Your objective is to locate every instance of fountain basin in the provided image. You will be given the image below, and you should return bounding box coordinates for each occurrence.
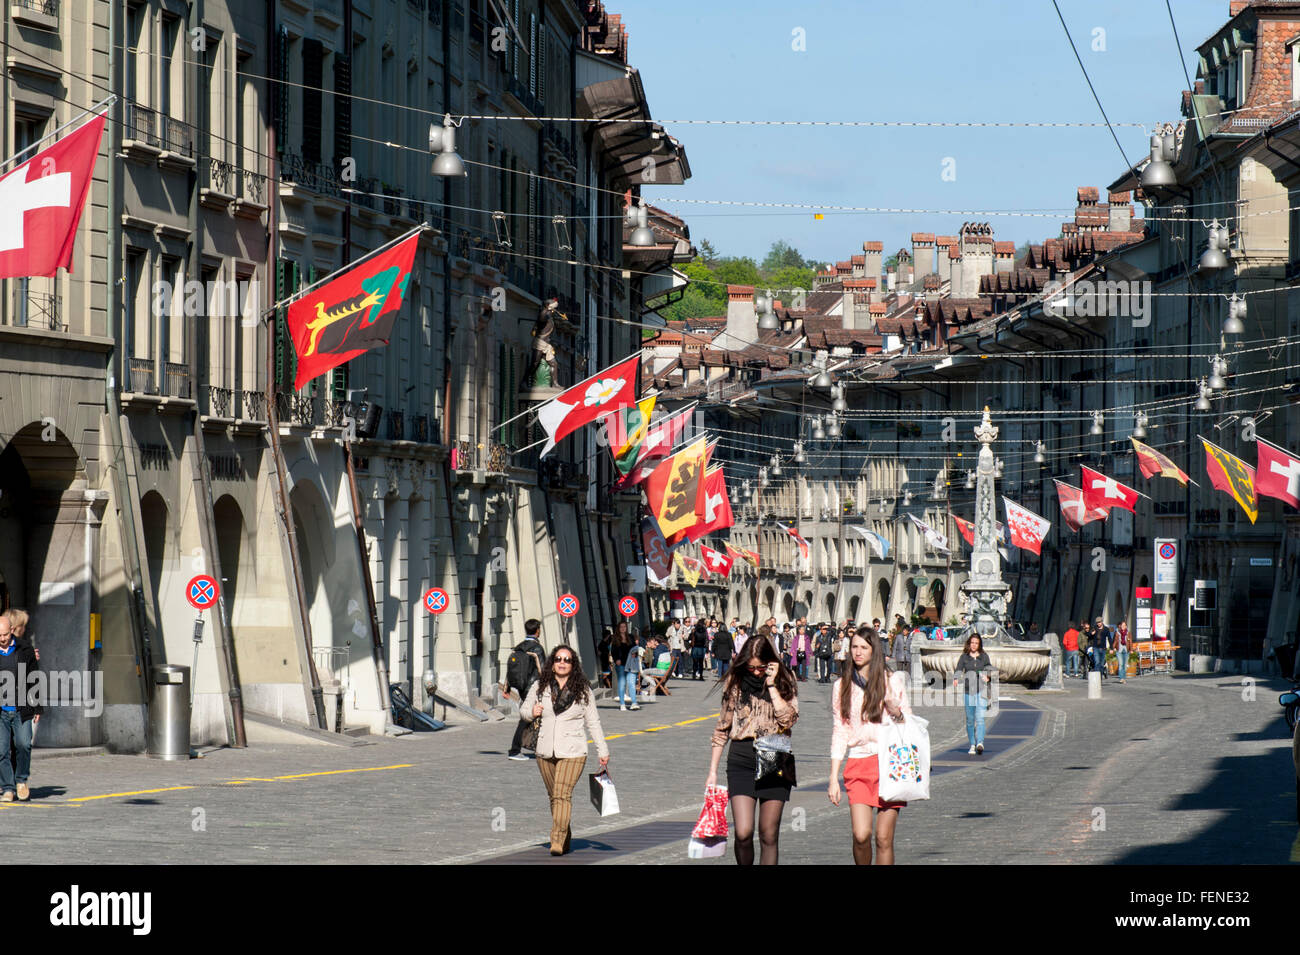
[919,641,1051,686]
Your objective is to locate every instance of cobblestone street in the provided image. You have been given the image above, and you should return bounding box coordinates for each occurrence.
[5,670,1294,865]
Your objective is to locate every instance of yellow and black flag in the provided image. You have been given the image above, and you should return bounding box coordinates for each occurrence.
[645,436,708,544]
[1201,437,1258,524]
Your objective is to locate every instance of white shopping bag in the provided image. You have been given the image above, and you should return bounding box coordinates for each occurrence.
[687,836,727,859]
[588,770,620,817]
[876,714,930,802]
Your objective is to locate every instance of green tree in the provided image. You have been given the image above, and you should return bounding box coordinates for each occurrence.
[697,238,720,268]
[765,264,815,299]
[713,256,761,288]
[761,240,808,274]
[657,257,726,323]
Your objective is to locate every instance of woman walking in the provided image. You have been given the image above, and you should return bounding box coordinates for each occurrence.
[521,645,609,855]
[690,621,709,681]
[610,622,638,711]
[1114,621,1130,683]
[827,626,910,865]
[705,637,799,865]
[953,633,994,755]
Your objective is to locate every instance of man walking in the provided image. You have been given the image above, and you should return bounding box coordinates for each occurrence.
[710,626,734,678]
[505,619,546,760]
[666,618,684,678]
[1062,621,1081,678]
[1091,617,1111,681]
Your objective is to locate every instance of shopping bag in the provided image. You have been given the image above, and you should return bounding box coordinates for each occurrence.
[877,714,930,802]
[691,784,730,839]
[687,836,727,859]
[588,770,620,817]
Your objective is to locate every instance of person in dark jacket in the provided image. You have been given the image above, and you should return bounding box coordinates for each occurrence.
[952,633,994,756]
[690,622,710,680]
[0,613,39,801]
[1090,617,1111,681]
[711,627,735,678]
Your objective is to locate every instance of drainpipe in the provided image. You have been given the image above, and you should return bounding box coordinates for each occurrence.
[104,0,154,709]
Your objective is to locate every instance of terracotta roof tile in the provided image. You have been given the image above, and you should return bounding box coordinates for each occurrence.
[842,278,877,289]
[862,241,884,252]
[936,235,956,247]
[911,232,935,243]
[994,241,1016,254]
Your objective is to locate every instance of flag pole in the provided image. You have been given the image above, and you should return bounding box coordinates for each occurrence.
[0,96,116,173]
[260,223,429,320]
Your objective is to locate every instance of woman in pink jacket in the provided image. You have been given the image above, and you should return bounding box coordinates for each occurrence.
[826,626,910,865]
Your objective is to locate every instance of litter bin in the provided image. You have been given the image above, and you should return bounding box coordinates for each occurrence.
[147,664,191,760]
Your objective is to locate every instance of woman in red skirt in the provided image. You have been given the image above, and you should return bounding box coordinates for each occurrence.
[827,626,910,864]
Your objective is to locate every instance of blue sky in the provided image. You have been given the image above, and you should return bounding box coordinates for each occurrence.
[623,0,1229,266]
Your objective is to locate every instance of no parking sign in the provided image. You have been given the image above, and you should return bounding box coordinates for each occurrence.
[619,595,638,618]
[186,575,219,611]
[557,594,580,618]
[423,587,449,615]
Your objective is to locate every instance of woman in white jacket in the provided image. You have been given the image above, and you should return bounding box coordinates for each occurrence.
[521,645,610,855]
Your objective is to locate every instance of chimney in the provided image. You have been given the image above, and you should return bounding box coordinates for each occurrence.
[911,233,935,279]
[723,284,756,348]
[1229,1,1248,16]
[936,236,956,284]
[862,241,883,285]
[994,241,1015,274]
[1108,190,1132,232]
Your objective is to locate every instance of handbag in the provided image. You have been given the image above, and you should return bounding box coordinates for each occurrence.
[521,715,540,752]
[876,714,931,802]
[753,734,797,787]
[588,770,620,816]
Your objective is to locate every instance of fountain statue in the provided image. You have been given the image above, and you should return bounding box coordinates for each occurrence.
[917,408,1051,686]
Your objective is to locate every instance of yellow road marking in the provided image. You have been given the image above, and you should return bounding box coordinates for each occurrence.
[224,777,279,784]
[674,714,718,726]
[646,726,671,731]
[599,713,719,743]
[69,785,196,802]
[271,764,412,781]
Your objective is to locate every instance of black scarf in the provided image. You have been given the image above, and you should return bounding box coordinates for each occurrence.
[851,668,868,690]
[739,671,768,704]
[548,678,581,715]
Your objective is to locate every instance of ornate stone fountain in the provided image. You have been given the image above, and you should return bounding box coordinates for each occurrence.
[915,408,1051,686]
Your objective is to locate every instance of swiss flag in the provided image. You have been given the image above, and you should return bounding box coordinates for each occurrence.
[785,525,810,564]
[699,543,734,577]
[1002,497,1051,555]
[1080,465,1140,514]
[953,515,975,547]
[0,113,105,279]
[684,467,734,542]
[1256,438,1300,509]
[1054,479,1109,532]
[536,354,639,457]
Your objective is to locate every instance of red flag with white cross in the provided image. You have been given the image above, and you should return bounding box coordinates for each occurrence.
[1255,437,1300,509]
[0,113,105,279]
[1079,465,1141,514]
[699,543,734,577]
[1054,479,1109,532]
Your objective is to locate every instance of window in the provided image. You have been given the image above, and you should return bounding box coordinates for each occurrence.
[11,116,47,327]
[302,39,323,164]
[126,250,148,359]
[160,256,183,364]
[161,15,180,119]
[127,4,147,105]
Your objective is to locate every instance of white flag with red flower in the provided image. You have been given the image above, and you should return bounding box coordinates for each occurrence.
[535,354,639,457]
[1002,497,1051,555]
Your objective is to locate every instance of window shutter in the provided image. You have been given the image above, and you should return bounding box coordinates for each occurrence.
[302,40,323,164]
[274,27,289,153]
[333,54,352,167]
[529,12,537,97]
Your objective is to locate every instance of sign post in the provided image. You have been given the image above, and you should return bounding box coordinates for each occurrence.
[618,595,639,619]
[558,593,580,648]
[423,587,449,688]
[1154,539,1178,594]
[1135,587,1152,674]
[185,574,220,707]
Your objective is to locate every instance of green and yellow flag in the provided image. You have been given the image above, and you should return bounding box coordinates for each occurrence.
[1201,437,1258,524]
[611,395,657,475]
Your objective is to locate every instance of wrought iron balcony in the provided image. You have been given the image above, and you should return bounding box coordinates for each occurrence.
[11,287,63,331]
[280,151,341,198]
[13,0,59,15]
[162,117,193,157]
[164,362,191,399]
[128,358,157,395]
[386,409,405,441]
[410,414,429,444]
[207,158,236,194]
[275,393,348,428]
[242,169,267,204]
[240,390,267,422]
[206,385,233,418]
[123,103,159,146]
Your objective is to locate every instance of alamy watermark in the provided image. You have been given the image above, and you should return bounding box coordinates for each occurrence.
[1,666,104,717]
[1043,278,1151,326]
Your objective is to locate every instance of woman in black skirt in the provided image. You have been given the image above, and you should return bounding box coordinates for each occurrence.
[705,636,799,865]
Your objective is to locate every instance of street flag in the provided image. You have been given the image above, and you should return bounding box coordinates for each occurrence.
[616,403,696,487]
[1079,465,1141,514]
[685,466,735,542]
[1255,437,1300,509]
[738,547,760,569]
[953,515,975,547]
[606,395,657,474]
[536,353,640,457]
[288,230,421,390]
[1003,498,1051,556]
[848,524,890,559]
[1131,437,1191,486]
[785,525,811,565]
[699,543,734,577]
[674,552,702,588]
[640,515,673,585]
[1201,437,1258,524]
[1054,479,1109,532]
[906,513,949,554]
[645,436,708,543]
[0,112,105,280]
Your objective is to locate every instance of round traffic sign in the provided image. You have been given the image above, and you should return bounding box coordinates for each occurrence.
[1158,542,1176,560]
[619,595,639,618]
[186,574,220,611]
[557,594,580,618]
[423,587,449,615]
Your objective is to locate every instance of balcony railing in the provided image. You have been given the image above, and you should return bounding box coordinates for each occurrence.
[207,158,236,194]
[280,151,341,198]
[164,362,191,399]
[11,287,63,331]
[123,103,159,146]
[162,117,193,156]
[411,413,429,443]
[128,358,157,395]
[13,0,59,16]
[386,410,405,441]
[241,390,267,422]
[206,385,233,418]
[243,168,267,204]
[276,393,347,428]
